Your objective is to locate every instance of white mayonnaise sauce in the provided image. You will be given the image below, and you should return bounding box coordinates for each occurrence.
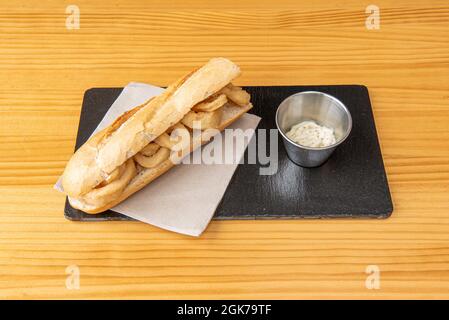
[286,120,336,148]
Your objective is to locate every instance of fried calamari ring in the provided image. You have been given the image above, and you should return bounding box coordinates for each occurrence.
[166,122,189,135]
[136,122,191,168]
[154,133,178,150]
[140,143,160,156]
[181,108,222,130]
[81,159,136,205]
[219,84,250,107]
[192,93,227,112]
[134,147,170,168]
[153,123,187,149]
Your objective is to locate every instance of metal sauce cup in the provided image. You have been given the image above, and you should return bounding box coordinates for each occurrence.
[275,91,352,167]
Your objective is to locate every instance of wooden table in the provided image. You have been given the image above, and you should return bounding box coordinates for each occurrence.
[1,0,448,299]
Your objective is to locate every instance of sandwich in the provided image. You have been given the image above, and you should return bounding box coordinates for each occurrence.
[61,57,252,213]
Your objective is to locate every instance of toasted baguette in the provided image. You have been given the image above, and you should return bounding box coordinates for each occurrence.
[62,58,240,198]
[62,58,253,213]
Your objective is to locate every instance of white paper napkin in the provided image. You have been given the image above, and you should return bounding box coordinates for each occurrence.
[55,82,260,236]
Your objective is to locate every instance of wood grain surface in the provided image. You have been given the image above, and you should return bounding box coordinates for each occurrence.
[1,0,448,299]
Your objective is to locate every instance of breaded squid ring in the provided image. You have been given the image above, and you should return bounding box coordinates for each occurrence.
[81,159,136,205]
[168,123,192,152]
[192,93,227,112]
[134,147,170,168]
[155,123,190,150]
[140,143,160,156]
[136,122,191,168]
[154,133,178,150]
[181,108,222,130]
[167,122,188,134]
[219,84,250,107]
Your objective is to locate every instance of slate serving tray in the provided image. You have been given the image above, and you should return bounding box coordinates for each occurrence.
[65,85,393,221]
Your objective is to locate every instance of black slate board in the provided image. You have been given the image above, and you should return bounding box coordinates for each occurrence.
[65,85,393,221]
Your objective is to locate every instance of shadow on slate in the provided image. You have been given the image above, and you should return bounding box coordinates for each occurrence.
[64,85,393,221]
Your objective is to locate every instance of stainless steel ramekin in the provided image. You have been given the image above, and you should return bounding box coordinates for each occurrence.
[275,91,352,167]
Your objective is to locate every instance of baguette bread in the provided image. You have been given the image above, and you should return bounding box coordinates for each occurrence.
[62,58,253,213]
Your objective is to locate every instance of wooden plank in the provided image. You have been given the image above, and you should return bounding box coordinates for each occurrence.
[0,0,448,299]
